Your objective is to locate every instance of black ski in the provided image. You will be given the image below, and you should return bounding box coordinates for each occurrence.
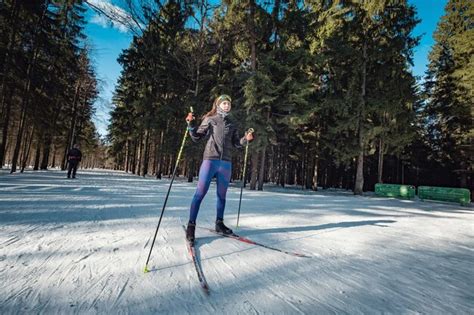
[202,227,311,258]
[182,225,210,294]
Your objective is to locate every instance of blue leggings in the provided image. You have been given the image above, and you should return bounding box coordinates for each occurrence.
[189,160,232,223]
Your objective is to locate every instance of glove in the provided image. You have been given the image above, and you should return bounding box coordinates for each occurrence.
[186,112,195,123]
[186,112,196,131]
[245,132,254,142]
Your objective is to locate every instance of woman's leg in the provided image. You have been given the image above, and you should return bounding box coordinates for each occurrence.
[189,160,218,223]
[215,160,232,221]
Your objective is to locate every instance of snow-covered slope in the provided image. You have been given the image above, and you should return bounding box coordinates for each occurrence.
[0,169,472,314]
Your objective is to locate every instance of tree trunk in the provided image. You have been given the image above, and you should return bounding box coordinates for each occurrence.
[257,147,266,190]
[401,162,405,184]
[33,138,41,170]
[20,126,35,172]
[354,137,365,194]
[19,128,29,171]
[377,137,384,183]
[131,140,137,174]
[354,41,367,195]
[141,129,150,176]
[10,3,48,172]
[278,147,286,187]
[248,0,258,190]
[0,0,20,130]
[312,156,319,191]
[62,81,81,170]
[10,104,28,173]
[136,133,143,175]
[0,87,14,166]
[459,160,467,188]
[249,0,256,71]
[40,100,61,170]
[249,151,259,190]
[304,151,312,190]
[396,154,400,183]
[40,133,52,170]
[271,0,281,43]
[125,139,129,172]
[151,139,157,175]
[268,146,275,183]
[0,0,19,79]
[298,157,304,189]
[168,154,174,177]
[10,61,37,172]
[50,144,56,168]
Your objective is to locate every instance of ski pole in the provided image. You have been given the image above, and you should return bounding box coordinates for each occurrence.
[144,106,193,273]
[236,128,254,228]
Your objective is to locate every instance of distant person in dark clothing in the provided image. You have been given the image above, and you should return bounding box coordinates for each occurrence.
[67,144,82,179]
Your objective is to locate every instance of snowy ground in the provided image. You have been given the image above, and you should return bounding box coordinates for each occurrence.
[0,169,473,314]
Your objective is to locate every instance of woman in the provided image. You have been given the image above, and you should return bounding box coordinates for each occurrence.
[185,94,254,244]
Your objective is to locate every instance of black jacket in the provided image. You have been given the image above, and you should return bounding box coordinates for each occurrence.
[67,148,82,162]
[190,114,247,161]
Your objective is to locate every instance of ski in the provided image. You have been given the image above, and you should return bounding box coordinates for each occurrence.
[202,227,311,258]
[182,225,210,294]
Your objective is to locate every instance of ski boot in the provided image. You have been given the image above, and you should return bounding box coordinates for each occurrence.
[186,221,196,245]
[215,219,233,235]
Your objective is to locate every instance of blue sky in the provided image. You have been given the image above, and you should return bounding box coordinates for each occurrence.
[85,0,448,136]
[84,7,133,137]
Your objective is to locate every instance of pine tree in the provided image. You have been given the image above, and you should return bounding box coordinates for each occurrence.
[109,1,193,176]
[0,1,100,171]
[424,0,473,188]
[307,0,419,193]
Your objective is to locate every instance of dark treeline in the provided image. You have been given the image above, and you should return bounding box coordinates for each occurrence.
[3,1,469,193]
[107,0,472,194]
[0,0,105,173]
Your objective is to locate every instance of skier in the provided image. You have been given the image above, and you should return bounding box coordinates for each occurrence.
[185,94,254,244]
[67,143,82,179]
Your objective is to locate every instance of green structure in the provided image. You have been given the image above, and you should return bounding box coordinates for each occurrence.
[418,186,471,206]
[375,183,416,199]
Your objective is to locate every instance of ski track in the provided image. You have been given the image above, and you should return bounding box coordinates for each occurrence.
[0,169,473,314]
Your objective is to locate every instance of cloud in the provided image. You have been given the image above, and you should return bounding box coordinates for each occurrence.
[90,12,129,33]
[87,0,135,33]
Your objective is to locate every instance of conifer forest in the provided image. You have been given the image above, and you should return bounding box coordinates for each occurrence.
[1,0,472,194]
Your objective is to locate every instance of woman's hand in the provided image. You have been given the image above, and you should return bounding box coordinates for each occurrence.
[186,112,195,123]
[246,131,254,142]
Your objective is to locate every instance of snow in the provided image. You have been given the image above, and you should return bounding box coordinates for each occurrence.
[0,169,473,314]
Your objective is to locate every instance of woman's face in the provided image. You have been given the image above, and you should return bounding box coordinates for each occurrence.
[219,100,232,112]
